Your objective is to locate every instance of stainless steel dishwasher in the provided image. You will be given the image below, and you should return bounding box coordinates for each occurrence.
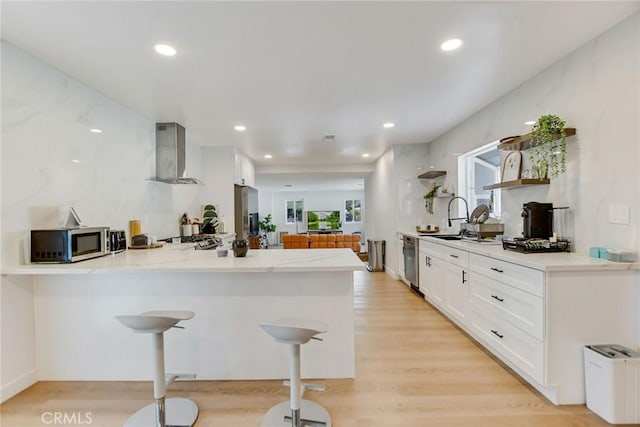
[403,235,421,296]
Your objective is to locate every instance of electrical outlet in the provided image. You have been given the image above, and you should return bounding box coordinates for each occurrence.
[609,204,630,225]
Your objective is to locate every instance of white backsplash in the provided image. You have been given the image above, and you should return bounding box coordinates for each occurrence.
[1,42,201,265]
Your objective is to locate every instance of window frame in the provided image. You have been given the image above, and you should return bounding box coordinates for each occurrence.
[344,199,362,223]
[457,141,501,219]
[285,200,304,225]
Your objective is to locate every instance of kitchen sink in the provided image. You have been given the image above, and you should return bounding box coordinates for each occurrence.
[427,234,462,241]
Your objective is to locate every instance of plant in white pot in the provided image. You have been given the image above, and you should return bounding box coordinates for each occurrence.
[258,214,277,246]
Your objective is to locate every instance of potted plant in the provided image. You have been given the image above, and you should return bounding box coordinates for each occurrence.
[258,214,277,245]
[423,184,441,215]
[202,204,219,234]
[529,114,567,178]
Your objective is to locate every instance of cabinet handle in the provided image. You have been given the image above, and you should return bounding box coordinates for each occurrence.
[491,294,504,302]
[450,254,459,259]
[490,267,504,273]
[425,256,431,267]
[462,270,467,284]
[491,329,504,339]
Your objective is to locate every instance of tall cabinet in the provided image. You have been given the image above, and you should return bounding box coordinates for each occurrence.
[200,147,255,235]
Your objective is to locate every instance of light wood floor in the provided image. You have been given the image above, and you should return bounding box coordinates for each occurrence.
[1,271,611,426]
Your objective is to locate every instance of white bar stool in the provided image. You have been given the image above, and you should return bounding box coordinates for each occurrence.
[259,319,331,427]
[116,310,199,427]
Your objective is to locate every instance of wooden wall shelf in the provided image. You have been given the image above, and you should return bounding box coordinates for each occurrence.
[498,128,576,151]
[483,178,550,191]
[418,170,446,179]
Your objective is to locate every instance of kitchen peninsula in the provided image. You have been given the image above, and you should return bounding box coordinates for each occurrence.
[2,247,364,396]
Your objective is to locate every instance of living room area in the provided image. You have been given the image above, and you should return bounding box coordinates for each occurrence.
[256,174,367,255]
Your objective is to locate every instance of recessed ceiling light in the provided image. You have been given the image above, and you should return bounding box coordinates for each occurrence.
[264,154,272,159]
[383,122,395,129]
[362,153,370,158]
[234,125,246,132]
[441,38,463,52]
[524,120,536,125]
[72,159,80,163]
[89,128,102,133]
[155,44,176,56]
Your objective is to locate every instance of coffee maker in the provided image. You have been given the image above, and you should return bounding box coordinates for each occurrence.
[521,202,554,239]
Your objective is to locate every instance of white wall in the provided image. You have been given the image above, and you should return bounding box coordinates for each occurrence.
[365,149,397,275]
[258,189,365,239]
[198,147,237,234]
[1,42,205,266]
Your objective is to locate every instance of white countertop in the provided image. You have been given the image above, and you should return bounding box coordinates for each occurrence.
[3,245,366,275]
[400,230,639,272]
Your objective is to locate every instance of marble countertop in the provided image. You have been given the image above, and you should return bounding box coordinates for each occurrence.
[3,245,366,275]
[399,230,639,272]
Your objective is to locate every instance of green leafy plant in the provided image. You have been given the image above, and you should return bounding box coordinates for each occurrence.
[258,214,276,234]
[202,204,219,233]
[529,114,567,178]
[423,184,441,215]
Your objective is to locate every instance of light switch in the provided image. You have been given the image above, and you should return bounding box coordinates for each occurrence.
[609,204,630,225]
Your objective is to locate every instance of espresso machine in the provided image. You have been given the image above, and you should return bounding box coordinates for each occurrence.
[503,202,571,253]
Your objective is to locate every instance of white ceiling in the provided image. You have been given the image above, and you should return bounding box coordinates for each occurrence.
[2,1,638,190]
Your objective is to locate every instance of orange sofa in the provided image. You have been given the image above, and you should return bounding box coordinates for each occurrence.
[282,234,310,249]
[283,234,361,252]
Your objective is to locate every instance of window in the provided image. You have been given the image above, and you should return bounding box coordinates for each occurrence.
[344,199,362,223]
[457,141,501,218]
[286,200,303,224]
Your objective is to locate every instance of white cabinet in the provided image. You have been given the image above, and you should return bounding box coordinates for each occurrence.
[234,151,255,187]
[418,241,446,308]
[415,238,638,405]
[444,260,469,327]
[469,253,544,383]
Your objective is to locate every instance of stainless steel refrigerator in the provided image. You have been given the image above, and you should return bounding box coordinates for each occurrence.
[234,184,258,240]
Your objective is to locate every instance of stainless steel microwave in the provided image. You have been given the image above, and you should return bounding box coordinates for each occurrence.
[31,227,110,263]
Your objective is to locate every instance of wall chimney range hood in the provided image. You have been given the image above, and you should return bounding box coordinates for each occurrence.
[153,122,201,184]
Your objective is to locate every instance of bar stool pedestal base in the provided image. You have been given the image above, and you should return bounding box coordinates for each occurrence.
[123,397,198,427]
[261,400,331,427]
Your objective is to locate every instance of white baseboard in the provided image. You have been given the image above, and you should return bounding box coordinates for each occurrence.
[1,369,38,403]
[384,266,400,280]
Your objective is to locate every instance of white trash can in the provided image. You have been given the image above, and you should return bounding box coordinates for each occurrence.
[584,344,640,424]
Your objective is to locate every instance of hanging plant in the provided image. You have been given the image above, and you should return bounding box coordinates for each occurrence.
[423,184,441,215]
[529,114,567,178]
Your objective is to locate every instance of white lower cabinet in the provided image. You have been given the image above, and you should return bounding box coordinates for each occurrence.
[444,260,469,327]
[415,237,638,405]
[418,241,447,309]
[471,301,544,383]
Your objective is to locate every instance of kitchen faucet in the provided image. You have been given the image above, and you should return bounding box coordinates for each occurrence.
[447,196,470,227]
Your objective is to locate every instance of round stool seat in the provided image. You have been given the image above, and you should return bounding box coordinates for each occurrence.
[116,310,194,333]
[259,318,328,344]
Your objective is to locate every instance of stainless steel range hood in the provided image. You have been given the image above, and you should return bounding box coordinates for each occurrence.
[153,122,201,184]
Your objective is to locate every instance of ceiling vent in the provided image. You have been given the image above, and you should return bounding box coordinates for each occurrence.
[322,134,336,142]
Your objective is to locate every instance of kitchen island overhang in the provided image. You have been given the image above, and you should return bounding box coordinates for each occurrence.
[2,247,364,385]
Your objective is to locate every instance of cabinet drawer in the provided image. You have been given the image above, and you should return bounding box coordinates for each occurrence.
[471,274,543,340]
[419,239,442,258]
[469,253,543,297]
[439,246,468,268]
[471,304,544,383]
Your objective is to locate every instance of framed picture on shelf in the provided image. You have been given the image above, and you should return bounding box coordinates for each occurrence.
[501,151,522,182]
